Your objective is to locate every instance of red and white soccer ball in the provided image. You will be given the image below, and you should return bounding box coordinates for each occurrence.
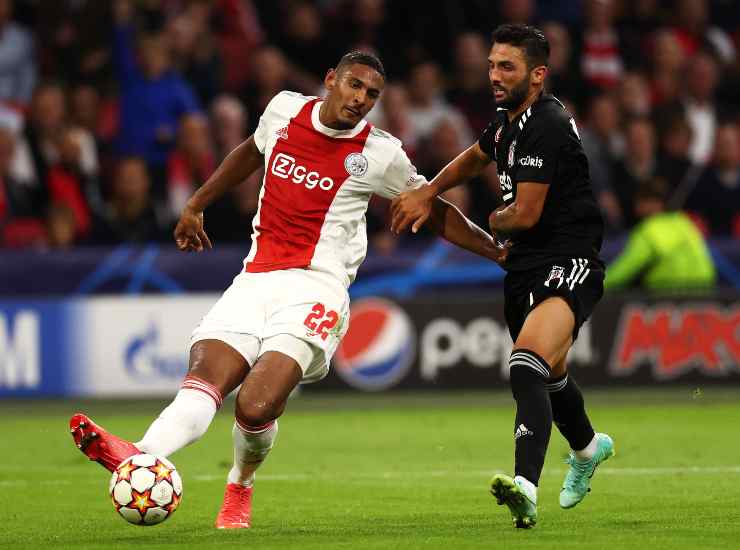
[109,454,183,525]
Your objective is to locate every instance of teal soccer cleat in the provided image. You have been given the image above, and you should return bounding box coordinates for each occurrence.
[560,433,615,509]
[490,474,538,528]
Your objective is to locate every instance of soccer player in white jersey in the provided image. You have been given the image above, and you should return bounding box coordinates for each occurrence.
[69,51,508,529]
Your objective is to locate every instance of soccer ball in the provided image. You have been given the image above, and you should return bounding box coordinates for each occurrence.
[109,454,182,525]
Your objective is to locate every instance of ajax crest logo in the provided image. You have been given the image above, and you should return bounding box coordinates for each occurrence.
[334,298,416,391]
[344,153,368,177]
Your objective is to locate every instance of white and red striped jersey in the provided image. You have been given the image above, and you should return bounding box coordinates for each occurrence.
[246,90,427,287]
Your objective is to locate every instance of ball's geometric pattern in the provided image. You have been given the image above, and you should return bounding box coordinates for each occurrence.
[109,454,182,526]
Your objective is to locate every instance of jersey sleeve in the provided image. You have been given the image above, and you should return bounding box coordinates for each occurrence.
[253,94,282,154]
[514,114,568,185]
[376,146,429,199]
[477,122,497,159]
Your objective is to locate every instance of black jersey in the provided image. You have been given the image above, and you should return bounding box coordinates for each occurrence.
[478,93,604,272]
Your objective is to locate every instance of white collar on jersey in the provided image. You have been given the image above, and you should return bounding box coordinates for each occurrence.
[311,101,368,138]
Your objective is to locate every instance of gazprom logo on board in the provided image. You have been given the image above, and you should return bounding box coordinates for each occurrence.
[333,298,416,391]
[124,324,187,379]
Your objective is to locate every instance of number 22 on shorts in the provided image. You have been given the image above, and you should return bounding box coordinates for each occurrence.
[303,303,339,340]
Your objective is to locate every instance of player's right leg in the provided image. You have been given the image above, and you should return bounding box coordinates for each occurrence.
[216,343,306,529]
[492,297,575,528]
[70,339,251,472]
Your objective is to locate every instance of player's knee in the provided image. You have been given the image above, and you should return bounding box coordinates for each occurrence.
[508,349,551,397]
[188,340,248,397]
[236,398,285,428]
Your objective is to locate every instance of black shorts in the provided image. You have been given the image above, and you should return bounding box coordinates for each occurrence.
[504,257,604,343]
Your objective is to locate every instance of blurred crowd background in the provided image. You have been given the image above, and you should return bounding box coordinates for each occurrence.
[0,0,738,260]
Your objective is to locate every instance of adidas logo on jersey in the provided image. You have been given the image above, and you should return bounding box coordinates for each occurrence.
[276,126,289,140]
[515,424,533,440]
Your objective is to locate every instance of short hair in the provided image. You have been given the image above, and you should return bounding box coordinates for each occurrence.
[336,50,386,79]
[491,24,550,69]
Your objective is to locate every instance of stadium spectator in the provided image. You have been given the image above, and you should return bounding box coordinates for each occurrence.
[579,0,624,91]
[647,29,684,108]
[447,32,495,136]
[611,117,658,228]
[605,178,716,290]
[240,46,295,135]
[670,0,736,66]
[167,3,224,105]
[112,0,200,191]
[406,61,473,146]
[34,0,110,85]
[369,83,418,159]
[335,0,392,57]
[212,0,265,92]
[541,22,585,108]
[69,84,108,160]
[210,95,247,161]
[10,82,67,190]
[685,123,740,237]
[618,72,651,118]
[45,126,102,238]
[497,0,536,26]
[657,115,699,207]
[0,0,36,106]
[206,94,261,244]
[0,125,45,247]
[580,94,624,231]
[88,157,170,244]
[167,113,215,220]
[275,1,334,83]
[682,52,722,166]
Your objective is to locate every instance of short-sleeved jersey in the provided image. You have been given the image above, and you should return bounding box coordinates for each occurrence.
[478,93,604,271]
[247,90,427,287]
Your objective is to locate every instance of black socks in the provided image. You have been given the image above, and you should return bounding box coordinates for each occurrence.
[508,349,553,485]
[546,373,595,452]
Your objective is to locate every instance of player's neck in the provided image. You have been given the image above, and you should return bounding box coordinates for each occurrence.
[507,89,542,122]
[318,101,356,131]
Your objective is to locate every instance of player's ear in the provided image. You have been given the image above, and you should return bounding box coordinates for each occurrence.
[531,65,547,85]
[324,68,338,91]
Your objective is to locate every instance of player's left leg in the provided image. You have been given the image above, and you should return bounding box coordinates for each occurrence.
[216,339,308,529]
[549,355,614,509]
[547,355,596,458]
[492,297,573,528]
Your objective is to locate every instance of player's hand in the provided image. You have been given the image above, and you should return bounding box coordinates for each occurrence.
[174,205,212,252]
[491,238,511,265]
[390,187,434,234]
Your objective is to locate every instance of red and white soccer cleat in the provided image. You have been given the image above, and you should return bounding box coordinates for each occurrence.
[69,413,140,472]
[215,483,253,529]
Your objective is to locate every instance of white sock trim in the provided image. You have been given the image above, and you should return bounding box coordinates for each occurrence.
[513,475,537,504]
[574,433,598,460]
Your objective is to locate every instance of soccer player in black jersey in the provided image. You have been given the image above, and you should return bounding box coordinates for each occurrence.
[391,24,614,528]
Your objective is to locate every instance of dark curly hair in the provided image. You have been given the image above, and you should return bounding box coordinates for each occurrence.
[491,24,550,69]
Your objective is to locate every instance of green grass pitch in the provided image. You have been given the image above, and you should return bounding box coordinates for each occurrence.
[1,388,739,549]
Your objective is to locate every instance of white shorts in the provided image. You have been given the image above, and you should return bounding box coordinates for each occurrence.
[190,269,350,384]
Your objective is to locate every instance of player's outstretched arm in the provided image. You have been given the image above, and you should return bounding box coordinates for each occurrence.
[390,142,491,234]
[174,136,264,252]
[427,197,509,265]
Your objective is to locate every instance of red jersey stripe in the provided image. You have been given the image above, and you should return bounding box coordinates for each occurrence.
[246,100,372,273]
